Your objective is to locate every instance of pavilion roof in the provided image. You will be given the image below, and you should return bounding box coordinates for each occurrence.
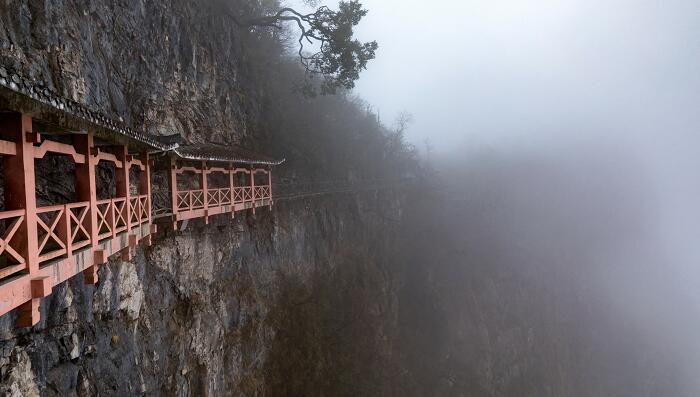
[0,65,176,151]
[0,65,284,166]
[173,143,284,166]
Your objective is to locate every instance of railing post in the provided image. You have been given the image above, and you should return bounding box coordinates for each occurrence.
[229,164,236,218]
[250,167,256,214]
[0,113,40,326]
[268,168,273,208]
[58,206,71,259]
[109,200,116,238]
[168,157,178,230]
[139,151,152,244]
[201,161,209,224]
[74,133,98,282]
[116,145,131,259]
[139,151,151,223]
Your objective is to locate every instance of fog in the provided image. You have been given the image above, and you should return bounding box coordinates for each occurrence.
[346,0,700,394]
[288,0,699,393]
[351,0,700,152]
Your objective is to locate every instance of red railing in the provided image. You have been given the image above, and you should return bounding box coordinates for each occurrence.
[233,187,253,203]
[36,202,91,263]
[254,186,271,199]
[177,189,205,211]
[0,209,26,279]
[129,195,149,227]
[95,198,128,241]
[207,188,232,207]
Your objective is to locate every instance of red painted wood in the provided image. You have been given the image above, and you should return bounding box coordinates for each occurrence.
[0,114,276,326]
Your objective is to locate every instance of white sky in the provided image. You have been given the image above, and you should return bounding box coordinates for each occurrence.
[340,0,700,153]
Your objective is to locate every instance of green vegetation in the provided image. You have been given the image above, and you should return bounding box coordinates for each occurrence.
[228,0,420,181]
[225,0,378,95]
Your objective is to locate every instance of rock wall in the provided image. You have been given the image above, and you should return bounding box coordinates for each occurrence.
[0,193,404,396]
[0,1,406,396]
[0,0,259,144]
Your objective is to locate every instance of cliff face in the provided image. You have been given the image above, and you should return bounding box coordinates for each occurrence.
[0,193,404,396]
[0,0,259,144]
[0,1,405,396]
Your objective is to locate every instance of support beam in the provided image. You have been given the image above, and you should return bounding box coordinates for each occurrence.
[75,133,99,284]
[30,277,52,298]
[229,163,235,218]
[33,139,86,163]
[168,157,178,230]
[250,166,256,214]
[92,148,123,168]
[201,161,209,224]
[268,168,273,208]
[74,134,97,243]
[0,113,40,327]
[116,145,131,238]
[139,151,151,225]
[0,139,17,155]
[16,299,40,328]
[83,265,99,285]
[1,113,38,273]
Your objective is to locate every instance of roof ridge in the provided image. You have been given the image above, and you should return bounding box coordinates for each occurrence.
[0,64,176,150]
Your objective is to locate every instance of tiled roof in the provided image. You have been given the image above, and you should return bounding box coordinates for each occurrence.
[174,143,285,166]
[0,65,176,150]
[0,65,284,166]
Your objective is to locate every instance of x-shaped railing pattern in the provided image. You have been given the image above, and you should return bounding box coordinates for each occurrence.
[67,202,90,251]
[96,198,128,240]
[207,188,232,207]
[113,198,128,233]
[234,187,253,202]
[96,200,113,240]
[177,190,204,211]
[254,186,270,199]
[36,205,67,262]
[140,196,149,221]
[129,195,149,227]
[0,209,26,279]
[36,202,92,262]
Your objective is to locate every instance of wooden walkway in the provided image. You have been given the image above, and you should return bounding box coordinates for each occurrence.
[0,66,283,327]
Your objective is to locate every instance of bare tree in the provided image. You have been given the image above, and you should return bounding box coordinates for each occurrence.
[394,111,414,136]
[226,1,378,94]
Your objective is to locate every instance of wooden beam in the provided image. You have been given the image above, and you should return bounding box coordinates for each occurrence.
[201,161,209,224]
[168,157,178,230]
[75,133,98,247]
[139,151,151,225]
[92,148,123,168]
[250,166,256,214]
[229,163,235,219]
[0,112,40,326]
[0,139,17,155]
[129,157,146,171]
[205,166,228,174]
[116,145,131,238]
[175,166,203,174]
[33,139,86,163]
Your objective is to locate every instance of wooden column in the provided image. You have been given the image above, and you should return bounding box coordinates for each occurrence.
[115,145,131,260]
[168,157,178,230]
[0,113,41,326]
[268,168,273,208]
[229,163,235,218]
[201,161,209,224]
[250,167,256,214]
[139,151,153,244]
[74,133,99,283]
